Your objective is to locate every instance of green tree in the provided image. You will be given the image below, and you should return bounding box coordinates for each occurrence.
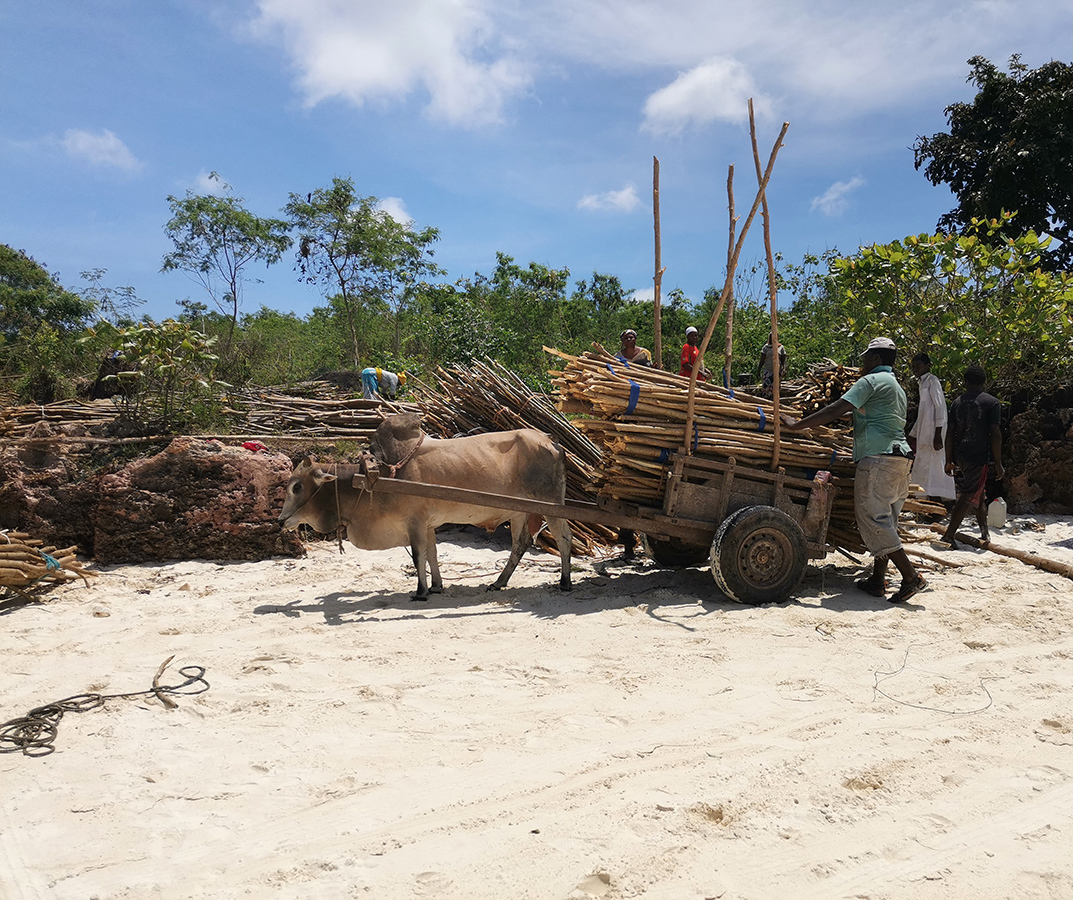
[455,253,571,384]
[0,244,95,342]
[162,174,292,358]
[913,55,1073,271]
[829,217,1073,391]
[80,268,143,325]
[284,177,442,368]
[91,318,226,433]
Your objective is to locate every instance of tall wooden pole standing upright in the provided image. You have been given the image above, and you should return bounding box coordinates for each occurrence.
[749,99,783,471]
[652,156,664,369]
[723,165,737,392]
[682,119,790,455]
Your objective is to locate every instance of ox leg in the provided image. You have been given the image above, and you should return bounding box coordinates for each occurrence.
[409,526,443,601]
[548,517,573,591]
[488,515,534,591]
[425,525,444,594]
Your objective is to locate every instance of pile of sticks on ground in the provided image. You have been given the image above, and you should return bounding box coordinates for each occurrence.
[0,531,97,593]
[0,399,119,439]
[411,359,617,554]
[223,388,419,440]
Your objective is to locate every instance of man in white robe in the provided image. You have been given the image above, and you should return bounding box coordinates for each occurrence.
[909,353,955,501]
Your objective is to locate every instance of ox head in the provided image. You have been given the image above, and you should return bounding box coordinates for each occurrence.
[278,456,338,531]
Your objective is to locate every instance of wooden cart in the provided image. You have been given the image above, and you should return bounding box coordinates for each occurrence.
[353,452,837,604]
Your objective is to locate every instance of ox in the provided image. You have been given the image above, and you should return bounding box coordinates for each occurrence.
[278,426,573,599]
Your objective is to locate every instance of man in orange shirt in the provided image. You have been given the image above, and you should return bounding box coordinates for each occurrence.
[678,327,709,380]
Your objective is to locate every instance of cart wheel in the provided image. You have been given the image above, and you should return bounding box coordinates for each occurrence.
[710,505,807,604]
[643,535,710,568]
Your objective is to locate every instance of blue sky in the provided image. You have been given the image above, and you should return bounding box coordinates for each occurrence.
[2,0,1072,322]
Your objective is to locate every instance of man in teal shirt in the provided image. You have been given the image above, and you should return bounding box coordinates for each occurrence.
[781,337,927,603]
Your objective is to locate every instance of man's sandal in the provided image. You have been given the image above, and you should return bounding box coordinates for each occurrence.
[889,577,928,604]
[854,578,888,597]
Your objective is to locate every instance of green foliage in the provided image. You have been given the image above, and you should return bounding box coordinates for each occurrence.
[80,268,144,325]
[691,253,855,387]
[0,245,98,400]
[829,218,1073,391]
[86,319,227,433]
[285,177,442,369]
[162,174,292,360]
[913,54,1073,271]
[0,244,95,342]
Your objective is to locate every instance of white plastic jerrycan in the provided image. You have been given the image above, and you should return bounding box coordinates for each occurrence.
[987,497,1007,529]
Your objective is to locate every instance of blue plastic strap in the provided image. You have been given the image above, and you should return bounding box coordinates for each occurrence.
[757,407,766,431]
[692,422,699,451]
[39,551,61,572]
[830,450,837,467]
[606,363,616,375]
[626,380,640,415]
[658,448,669,463]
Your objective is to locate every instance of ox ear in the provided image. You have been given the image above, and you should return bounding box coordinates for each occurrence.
[296,455,316,472]
[317,470,337,485]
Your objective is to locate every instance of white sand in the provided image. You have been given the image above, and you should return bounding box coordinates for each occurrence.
[3,516,1073,900]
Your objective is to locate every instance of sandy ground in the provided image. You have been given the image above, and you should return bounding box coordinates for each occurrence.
[3,514,1073,900]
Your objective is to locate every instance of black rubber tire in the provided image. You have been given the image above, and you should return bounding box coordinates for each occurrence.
[710,505,808,604]
[643,535,711,568]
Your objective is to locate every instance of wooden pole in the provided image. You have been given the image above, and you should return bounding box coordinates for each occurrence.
[749,99,783,471]
[653,156,664,369]
[929,525,1073,581]
[682,117,791,455]
[723,164,737,393]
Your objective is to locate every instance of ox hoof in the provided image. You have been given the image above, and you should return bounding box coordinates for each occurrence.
[558,582,574,593]
[410,594,430,602]
[485,583,504,592]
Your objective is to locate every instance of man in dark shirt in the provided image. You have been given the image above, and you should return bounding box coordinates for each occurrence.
[941,365,1004,548]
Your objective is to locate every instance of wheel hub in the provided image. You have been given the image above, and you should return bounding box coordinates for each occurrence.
[737,529,791,585]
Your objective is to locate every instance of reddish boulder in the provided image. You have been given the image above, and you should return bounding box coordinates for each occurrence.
[94,438,304,563]
[0,429,98,551]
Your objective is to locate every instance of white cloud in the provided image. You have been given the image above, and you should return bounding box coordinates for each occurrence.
[244,0,1071,131]
[642,58,771,135]
[811,176,865,217]
[577,183,642,213]
[377,196,413,224]
[61,129,142,171]
[251,0,531,126]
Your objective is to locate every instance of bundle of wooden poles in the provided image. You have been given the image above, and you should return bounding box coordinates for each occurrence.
[0,531,97,593]
[0,399,119,439]
[781,360,862,418]
[411,359,617,555]
[223,388,418,440]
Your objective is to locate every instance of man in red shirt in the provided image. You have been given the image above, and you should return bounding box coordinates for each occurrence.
[678,327,709,379]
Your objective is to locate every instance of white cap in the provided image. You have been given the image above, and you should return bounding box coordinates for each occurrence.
[865,336,896,352]
[685,326,698,336]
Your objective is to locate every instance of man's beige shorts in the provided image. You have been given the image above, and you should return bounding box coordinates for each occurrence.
[854,454,911,557]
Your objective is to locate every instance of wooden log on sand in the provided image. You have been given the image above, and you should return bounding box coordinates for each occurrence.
[928,524,1073,582]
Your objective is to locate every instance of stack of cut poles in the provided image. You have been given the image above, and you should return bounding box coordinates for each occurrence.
[411,359,616,555]
[0,531,97,594]
[547,344,875,552]
[781,360,863,418]
[223,389,415,439]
